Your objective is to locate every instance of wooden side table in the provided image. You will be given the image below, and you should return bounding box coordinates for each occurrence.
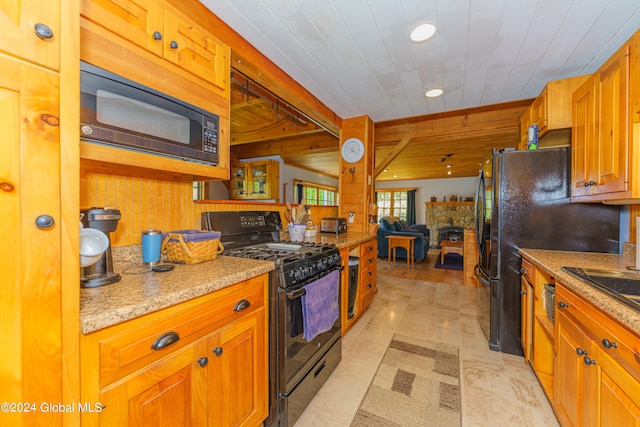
[440,240,464,263]
[385,235,418,265]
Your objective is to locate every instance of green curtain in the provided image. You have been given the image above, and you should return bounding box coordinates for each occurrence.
[407,190,416,225]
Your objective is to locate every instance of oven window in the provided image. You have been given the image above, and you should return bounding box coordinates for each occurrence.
[96,89,190,144]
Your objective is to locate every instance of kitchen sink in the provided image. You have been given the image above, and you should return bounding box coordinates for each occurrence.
[562,267,640,312]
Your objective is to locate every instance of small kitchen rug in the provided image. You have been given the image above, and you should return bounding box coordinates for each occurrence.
[434,253,463,271]
[351,335,461,427]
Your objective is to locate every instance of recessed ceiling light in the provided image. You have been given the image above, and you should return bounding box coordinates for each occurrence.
[383,169,388,172]
[409,23,436,43]
[446,164,452,168]
[393,174,398,178]
[447,171,452,175]
[425,88,443,98]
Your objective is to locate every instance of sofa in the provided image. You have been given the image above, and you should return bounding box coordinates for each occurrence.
[376,218,430,262]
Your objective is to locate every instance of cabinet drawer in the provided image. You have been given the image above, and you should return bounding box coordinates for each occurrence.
[556,284,640,381]
[360,239,376,257]
[91,275,265,387]
[359,249,376,271]
[521,258,535,284]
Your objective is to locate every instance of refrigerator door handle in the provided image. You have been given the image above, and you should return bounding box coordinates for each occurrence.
[475,264,491,287]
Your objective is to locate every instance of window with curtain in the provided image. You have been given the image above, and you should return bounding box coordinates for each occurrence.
[293,180,338,206]
[375,190,408,220]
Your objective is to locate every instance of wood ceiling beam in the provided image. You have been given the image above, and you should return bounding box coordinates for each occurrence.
[373,136,412,178]
[232,133,339,158]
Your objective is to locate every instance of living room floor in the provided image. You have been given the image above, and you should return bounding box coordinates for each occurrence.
[294,251,559,426]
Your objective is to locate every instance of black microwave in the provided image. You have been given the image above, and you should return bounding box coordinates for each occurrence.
[80,61,219,165]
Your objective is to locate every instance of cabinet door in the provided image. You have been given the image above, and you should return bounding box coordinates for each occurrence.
[520,276,533,363]
[0,0,60,70]
[555,309,593,427]
[163,6,229,91]
[0,59,63,426]
[572,76,597,197]
[596,349,640,426]
[210,308,267,427]
[230,165,248,199]
[596,42,629,195]
[99,338,209,426]
[530,88,547,132]
[81,0,163,56]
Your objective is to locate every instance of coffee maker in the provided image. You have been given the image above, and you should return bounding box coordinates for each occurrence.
[81,207,121,288]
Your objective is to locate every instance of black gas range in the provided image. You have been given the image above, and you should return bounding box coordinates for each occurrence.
[201,211,343,427]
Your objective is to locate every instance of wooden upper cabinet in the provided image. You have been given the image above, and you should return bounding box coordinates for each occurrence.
[229,160,279,200]
[633,30,640,124]
[596,42,629,195]
[0,0,60,70]
[81,0,229,95]
[571,76,596,198]
[162,5,228,92]
[81,0,162,56]
[521,75,590,148]
[571,40,630,201]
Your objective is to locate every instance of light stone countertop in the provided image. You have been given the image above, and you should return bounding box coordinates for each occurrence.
[80,232,377,334]
[80,255,275,334]
[518,248,640,334]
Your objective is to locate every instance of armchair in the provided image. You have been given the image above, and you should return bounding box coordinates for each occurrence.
[376,218,430,262]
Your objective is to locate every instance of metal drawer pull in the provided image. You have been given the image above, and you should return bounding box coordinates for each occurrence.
[151,332,180,350]
[152,31,162,40]
[583,356,597,366]
[601,338,618,349]
[170,40,178,49]
[576,348,588,356]
[558,301,569,309]
[213,347,223,356]
[198,357,208,367]
[234,299,250,312]
[34,23,53,40]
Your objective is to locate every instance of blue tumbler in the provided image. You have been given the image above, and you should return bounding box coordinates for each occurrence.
[142,229,162,266]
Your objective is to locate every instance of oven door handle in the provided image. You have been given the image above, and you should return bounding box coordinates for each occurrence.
[286,287,306,300]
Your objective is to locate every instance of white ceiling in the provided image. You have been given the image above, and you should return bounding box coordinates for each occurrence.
[200,0,640,123]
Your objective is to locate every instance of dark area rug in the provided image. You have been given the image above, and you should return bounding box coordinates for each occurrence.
[434,253,463,270]
[351,335,461,427]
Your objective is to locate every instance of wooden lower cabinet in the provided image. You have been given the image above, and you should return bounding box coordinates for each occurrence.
[463,229,478,287]
[520,258,534,363]
[554,283,640,426]
[359,239,377,312]
[340,237,377,334]
[81,274,268,427]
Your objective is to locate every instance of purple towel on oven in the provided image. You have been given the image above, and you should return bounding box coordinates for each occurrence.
[301,270,340,341]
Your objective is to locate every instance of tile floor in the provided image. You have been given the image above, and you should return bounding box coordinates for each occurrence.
[294,251,559,426]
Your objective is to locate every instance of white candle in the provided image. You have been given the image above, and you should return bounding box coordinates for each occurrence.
[636,217,640,270]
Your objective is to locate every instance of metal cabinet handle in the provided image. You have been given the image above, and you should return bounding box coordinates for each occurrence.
[234,299,250,312]
[558,301,569,309]
[152,31,162,40]
[151,332,180,350]
[583,356,597,366]
[197,357,208,367]
[170,40,178,49]
[213,347,223,356]
[584,180,597,187]
[520,290,527,295]
[520,267,528,275]
[602,338,618,349]
[34,23,53,40]
[36,215,55,229]
[576,348,588,356]
[0,182,14,192]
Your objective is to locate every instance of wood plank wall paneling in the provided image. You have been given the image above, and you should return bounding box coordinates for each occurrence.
[81,171,338,246]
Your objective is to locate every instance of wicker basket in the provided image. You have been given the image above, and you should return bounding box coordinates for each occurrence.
[542,284,556,324]
[161,230,224,264]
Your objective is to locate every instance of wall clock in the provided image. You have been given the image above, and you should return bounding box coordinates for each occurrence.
[341,137,365,163]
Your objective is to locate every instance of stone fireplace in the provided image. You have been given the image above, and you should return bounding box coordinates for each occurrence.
[424,202,474,248]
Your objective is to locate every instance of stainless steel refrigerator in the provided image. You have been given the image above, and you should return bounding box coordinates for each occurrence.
[474,147,620,355]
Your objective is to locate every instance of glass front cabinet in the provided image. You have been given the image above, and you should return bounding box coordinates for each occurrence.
[230,160,279,200]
